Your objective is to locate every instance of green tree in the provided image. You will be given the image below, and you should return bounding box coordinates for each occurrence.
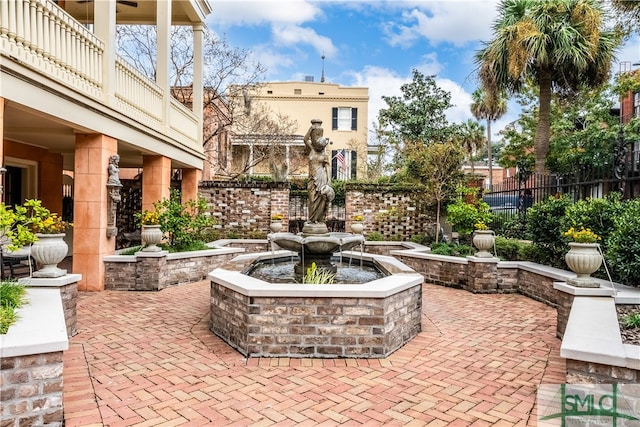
[405,141,464,243]
[456,119,486,175]
[378,70,457,171]
[470,88,507,188]
[476,0,620,175]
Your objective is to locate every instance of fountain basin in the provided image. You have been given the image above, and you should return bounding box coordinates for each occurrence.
[209,252,424,358]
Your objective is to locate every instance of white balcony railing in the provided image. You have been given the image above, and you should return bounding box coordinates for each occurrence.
[1,0,201,153]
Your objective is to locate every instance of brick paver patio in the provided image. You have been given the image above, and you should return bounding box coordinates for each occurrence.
[63,281,566,426]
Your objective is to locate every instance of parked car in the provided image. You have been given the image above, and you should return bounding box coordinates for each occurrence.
[482,194,518,214]
[482,192,533,214]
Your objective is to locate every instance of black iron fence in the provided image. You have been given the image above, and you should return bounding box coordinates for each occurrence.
[486,144,640,230]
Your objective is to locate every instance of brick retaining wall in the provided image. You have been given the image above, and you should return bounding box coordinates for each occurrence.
[0,352,64,426]
[566,359,639,383]
[104,249,242,291]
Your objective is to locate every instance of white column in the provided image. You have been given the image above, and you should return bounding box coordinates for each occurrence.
[156,0,171,123]
[94,0,116,102]
[193,23,204,144]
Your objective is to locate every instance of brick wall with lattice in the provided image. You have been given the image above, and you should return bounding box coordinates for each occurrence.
[346,184,437,241]
[199,181,289,238]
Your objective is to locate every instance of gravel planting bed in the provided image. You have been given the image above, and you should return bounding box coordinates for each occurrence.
[617,304,640,346]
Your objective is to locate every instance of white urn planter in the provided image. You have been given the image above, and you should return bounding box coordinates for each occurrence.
[141,225,163,252]
[31,233,68,277]
[270,221,283,233]
[351,222,364,234]
[472,230,495,258]
[565,242,602,288]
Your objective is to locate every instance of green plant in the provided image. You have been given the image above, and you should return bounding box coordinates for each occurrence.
[606,199,640,287]
[430,243,474,257]
[525,194,572,268]
[0,199,66,250]
[622,312,640,329]
[446,196,492,238]
[136,210,160,225]
[119,246,143,255]
[494,237,530,261]
[0,280,27,334]
[564,193,623,251]
[352,215,364,222]
[366,231,384,241]
[303,262,335,284]
[270,213,283,221]
[563,227,601,244]
[153,189,217,250]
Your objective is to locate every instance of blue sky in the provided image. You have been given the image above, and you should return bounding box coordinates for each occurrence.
[207,0,640,142]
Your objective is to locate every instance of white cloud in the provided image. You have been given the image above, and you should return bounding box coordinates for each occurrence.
[383,1,499,47]
[272,24,337,57]
[208,0,322,27]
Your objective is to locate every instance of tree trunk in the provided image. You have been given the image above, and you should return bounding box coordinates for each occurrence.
[535,69,552,175]
[486,119,493,190]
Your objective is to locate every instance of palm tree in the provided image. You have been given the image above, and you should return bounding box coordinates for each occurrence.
[458,119,487,176]
[476,0,620,175]
[470,88,506,189]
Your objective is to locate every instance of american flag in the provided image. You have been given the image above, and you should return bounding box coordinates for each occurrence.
[337,149,346,170]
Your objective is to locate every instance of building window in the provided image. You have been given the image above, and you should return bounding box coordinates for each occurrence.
[634,92,640,118]
[332,107,358,131]
[294,89,302,95]
[331,150,357,180]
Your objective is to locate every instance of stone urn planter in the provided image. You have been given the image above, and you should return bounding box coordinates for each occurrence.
[351,222,364,234]
[472,230,495,258]
[141,225,163,252]
[31,233,68,277]
[270,221,283,233]
[565,242,602,287]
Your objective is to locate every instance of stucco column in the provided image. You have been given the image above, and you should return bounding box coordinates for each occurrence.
[142,155,171,212]
[0,97,5,200]
[193,23,204,143]
[156,0,171,122]
[39,152,63,214]
[93,0,116,102]
[73,133,117,291]
[181,168,201,205]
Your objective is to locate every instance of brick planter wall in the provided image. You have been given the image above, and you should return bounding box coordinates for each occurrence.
[566,359,639,384]
[104,249,242,291]
[210,281,423,358]
[0,352,64,426]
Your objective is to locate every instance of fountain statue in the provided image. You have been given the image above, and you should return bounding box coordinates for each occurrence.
[268,119,364,275]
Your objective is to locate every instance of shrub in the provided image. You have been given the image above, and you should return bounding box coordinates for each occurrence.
[564,193,623,251]
[494,237,529,261]
[525,195,572,268]
[606,199,640,287]
[430,243,473,257]
[153,189,217,250]
[366,231,384,241]
[446,196,492,240]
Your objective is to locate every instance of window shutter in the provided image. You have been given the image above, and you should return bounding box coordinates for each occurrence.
[331,150,338,179]
[351,108,358,130]
[351,150,357,179]
[332,108,338,130]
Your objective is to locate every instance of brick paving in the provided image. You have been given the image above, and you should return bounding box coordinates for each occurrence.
[63,281,566,426]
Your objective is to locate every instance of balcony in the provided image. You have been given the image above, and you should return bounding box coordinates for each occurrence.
[0,0,208,169]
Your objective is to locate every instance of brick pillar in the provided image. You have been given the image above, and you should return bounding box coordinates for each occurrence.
[466,256,499,293]
[181,168,201,205]
[142,155,171,211]
[270,183,290,228]
[73,134,117,291]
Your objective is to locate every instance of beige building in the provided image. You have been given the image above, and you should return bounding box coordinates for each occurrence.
[1,0,213,290]
[229,81,369,180]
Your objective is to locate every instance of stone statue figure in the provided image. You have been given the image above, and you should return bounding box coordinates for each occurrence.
[303,119,335,225]
[107,154,121,186]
